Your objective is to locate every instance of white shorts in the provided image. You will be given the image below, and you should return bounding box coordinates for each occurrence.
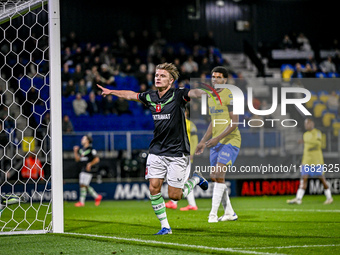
[79,172,93,186]
[145,153,190,189]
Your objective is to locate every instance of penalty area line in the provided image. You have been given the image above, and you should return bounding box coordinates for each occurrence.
[65,232,284,255]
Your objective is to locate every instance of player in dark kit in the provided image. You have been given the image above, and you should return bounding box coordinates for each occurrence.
[74,135,102,207]
[97,62,208,235]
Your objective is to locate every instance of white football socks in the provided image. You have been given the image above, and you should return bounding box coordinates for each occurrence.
[324,188,332,200]
[186,190,196,207]
[221,186,234,215]
[209,182,225,216]
[296,188,305,200]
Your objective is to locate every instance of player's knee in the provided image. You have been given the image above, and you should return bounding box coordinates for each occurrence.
[149,185,161,196]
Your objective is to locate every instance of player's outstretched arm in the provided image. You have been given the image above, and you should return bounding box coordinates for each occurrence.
[188,89,206,98]
[97,84,139,101]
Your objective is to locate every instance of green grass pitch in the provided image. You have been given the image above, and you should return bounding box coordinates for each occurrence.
[0,195,339,254]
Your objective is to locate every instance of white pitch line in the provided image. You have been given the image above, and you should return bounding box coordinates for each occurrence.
[254,208,340,213]
[198,208,340,213]
[65,232,285,255]
[234,244,340,250]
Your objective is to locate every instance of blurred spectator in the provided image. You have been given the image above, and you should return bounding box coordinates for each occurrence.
[114,97,131,115]
[87,91,101,116]
[62,114,74,133]
[63,31,78,50]
[304,63,316,78]
[135,64,148,85]
[306,55,318,73]
[199,57,211,75]
[182,55,199,79]
[72,92,88,116]
[146,56,156,74]
[327,91,339,113]
[85,66,99,89]
[73,64,85,84]
[100,64,115,86]
[99,45,112,66]
[139,83,148,93]
[120,57,133,75]
[145,73,154,88]
[27,87,39,104]
[63,79,76,97]
[77,79,87,96]
[62,47,73,66]
[292,63,305,78]
[73,46,84,66]
[102,95,116,115]
[281,34,293,49]
[320,56,336,73]
[61,63,72,86]
[296,33,311,51]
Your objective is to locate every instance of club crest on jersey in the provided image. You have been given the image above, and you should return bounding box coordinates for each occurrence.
[156,104,162,113]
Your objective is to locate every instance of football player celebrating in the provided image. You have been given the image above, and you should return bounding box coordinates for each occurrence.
[97,62,208,235]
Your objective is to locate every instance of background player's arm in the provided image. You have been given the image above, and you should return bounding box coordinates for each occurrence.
[306,137,322,151]
[188,89,206,98]
[97,84,139,101]
[205,111,239,148]
[86,156,100,172]
[73,146,80,162]
[195,122,213,155]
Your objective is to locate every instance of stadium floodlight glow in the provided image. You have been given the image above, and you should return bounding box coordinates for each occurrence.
[0,0,63,235]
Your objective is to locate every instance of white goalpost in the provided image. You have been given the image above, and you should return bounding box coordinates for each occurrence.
[0,0,63,234]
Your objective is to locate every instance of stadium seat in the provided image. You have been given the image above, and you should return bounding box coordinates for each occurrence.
[313,101,327,118]
[305,91,318,109]
[316,72,327,78]
[318,90,329,104]
[332,119,340,137]
[321,110,336,127]
[327,72,340,78]
[281,64,294,82]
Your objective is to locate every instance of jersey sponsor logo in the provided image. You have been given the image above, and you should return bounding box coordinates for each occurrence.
[209,106,224,114]
[152,114,171,120]
[220,151,230,158]
[156,104,161,113]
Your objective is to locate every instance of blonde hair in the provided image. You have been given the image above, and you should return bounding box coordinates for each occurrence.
[156,62,179,84]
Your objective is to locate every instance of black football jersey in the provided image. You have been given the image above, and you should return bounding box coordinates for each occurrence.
[78,146,98,173]
[138,87,190,157]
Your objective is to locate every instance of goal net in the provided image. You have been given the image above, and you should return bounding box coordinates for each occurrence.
[0,0,63,234]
